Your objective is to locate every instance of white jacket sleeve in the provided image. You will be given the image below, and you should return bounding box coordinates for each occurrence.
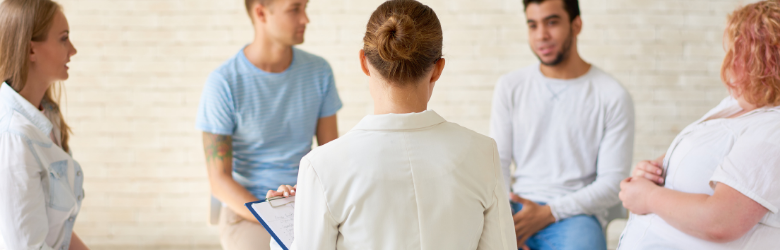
[0,133,55,250]
[548,90,635,221]
[489,76,514,197]
[289,157,339,250]
[478,141,518,250]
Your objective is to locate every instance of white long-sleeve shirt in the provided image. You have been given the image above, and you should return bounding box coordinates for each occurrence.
[0,83,85,250]
[489,64,635,223]
[289,110,516,250]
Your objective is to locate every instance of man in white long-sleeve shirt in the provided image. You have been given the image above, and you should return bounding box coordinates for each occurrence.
[489,0,635,249]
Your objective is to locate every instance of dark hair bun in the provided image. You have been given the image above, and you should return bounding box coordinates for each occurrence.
[362,0,442,84]
[375,14,417,62]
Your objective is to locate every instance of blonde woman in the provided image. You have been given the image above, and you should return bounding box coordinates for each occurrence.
[0,0,87,249]
[618,1,780,249]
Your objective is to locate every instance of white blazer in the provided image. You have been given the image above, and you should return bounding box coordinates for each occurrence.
[0,83,84,250]
[289,110,517,250]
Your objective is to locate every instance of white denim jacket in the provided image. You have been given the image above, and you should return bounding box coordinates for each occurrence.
[0,82,84,250]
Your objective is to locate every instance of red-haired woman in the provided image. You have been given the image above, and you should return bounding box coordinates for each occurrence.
[0,0,88,249]
[618,1,780,249]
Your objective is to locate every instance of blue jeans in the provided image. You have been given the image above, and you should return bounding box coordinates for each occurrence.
[511,202,606,250]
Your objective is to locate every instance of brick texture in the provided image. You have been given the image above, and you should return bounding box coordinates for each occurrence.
[37,0,753,248]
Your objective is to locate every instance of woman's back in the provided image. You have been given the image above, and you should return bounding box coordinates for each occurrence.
[291,110,515,249]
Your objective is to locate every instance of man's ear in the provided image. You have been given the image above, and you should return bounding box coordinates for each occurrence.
[429,58,446,83]
[359,49,370,76]
[572,16,583,36]
[253,3,269,24]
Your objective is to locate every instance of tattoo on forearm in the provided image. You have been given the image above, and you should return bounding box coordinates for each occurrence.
[204,133,233,166]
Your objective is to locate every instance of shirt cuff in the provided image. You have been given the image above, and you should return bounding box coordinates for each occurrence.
[548,202,563,222]
[319,103,343,118]
[196,124,233,135]
[547,196,587,221]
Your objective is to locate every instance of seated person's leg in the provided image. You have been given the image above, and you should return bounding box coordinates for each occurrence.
[525,215,606,250]
[219,207,272,250]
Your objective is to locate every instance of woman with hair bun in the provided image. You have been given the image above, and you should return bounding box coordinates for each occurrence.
[0,0,88,249]
[618,1,780,249]
[267,0,516,249]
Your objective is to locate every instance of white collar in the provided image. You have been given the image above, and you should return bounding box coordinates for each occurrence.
[0,82,53,136]
[353,110,447,131]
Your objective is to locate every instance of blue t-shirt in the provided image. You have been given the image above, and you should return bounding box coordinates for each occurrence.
[196,47,342,197]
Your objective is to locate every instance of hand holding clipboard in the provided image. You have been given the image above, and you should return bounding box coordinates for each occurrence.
[246,196,296,250]
[245,184,298,250]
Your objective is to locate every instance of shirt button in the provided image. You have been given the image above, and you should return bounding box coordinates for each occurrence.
[68,217,74,222]
[77,194,83,201]
[76,171,82,177]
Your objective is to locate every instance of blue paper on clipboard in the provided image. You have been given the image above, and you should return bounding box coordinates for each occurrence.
[246,196,296,250]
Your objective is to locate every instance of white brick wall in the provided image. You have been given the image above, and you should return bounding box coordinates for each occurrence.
[37,0,751,248]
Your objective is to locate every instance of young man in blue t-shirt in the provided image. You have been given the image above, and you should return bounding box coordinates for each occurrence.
[196,0,342,249]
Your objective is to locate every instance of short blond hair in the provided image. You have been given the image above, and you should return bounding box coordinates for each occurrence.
[245,0,274,17]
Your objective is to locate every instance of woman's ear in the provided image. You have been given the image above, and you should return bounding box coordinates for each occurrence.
[429,58,446,83]
[29,41,38,63]
[360,49,371,76]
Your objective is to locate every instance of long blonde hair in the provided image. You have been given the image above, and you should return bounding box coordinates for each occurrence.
[0,0,71,152]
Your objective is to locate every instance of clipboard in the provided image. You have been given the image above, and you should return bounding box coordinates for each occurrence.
[245,196,296,250]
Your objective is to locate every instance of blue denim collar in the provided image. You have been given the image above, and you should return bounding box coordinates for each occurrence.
[0,82,53,136]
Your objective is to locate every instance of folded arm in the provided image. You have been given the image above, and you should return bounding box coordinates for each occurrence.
[623,123,780,243]
[648,182,767,242]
